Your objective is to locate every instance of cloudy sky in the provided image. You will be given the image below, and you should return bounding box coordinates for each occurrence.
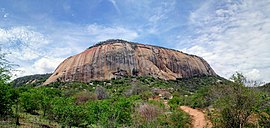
[0,0,269,82]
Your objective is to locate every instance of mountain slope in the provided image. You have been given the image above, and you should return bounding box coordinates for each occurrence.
[13,73,52,87]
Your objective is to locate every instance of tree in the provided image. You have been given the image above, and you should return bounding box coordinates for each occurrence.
[229,72,246,85]
[0,52,18,118]
[48,97,85,127]
[38,87,61,116]
[20,89,41,113]
[0,82,17,117]
[215,72,266,128]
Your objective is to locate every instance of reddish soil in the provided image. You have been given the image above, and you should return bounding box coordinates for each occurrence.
[180,106,212,128]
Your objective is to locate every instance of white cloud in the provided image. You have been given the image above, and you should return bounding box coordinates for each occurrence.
[13,57,64,78]
[108,0,121,14]
[1,24,140,79]
[245,69,261,80]
[87,24,138,42]
[0,26,69,79]
[181,0,270,82]
[32,57,64,73]
[0,26,50,61]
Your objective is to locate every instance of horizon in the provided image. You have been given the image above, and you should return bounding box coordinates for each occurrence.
[0,0,269,82]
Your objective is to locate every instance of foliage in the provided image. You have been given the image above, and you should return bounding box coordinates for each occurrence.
[229,72,246,85]
[0,83,18,117]
[0,58,18,117]
[4,71,270,127]
[158,110,190,128]
[20,89,41,113]
[19,87,61,115]
[258,112,270,127]
[48,97,85,127]
[84,97,134,127]
[212,73,269,128]
[168,96,185,109]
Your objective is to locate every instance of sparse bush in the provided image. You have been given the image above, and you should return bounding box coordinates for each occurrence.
[158,110,190,128]
[163,91,172,100]
[139,90,153,100]
[258,112,270,127]
[124,83,149,97]
[137,103,160,121]
[74,90,97,104]
[95,86,108,100]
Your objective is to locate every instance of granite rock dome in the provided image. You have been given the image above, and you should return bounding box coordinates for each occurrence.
[44,39,217,84]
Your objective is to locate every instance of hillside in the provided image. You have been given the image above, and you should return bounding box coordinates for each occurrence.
[12,73,52,87]
[259,82,270,93]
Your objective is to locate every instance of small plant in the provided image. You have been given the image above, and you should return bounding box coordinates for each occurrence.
[95,86,108,100]
[74,90,97,104]
[137,103,160,121]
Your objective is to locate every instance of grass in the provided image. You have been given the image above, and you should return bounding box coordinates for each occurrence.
[0,112,60,128]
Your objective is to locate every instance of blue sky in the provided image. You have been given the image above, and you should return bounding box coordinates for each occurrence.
[0,0,270,83]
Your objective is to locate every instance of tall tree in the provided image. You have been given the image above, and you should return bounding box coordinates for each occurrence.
[0,51,18,118]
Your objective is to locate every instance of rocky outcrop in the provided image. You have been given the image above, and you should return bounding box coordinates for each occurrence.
[44,39,216,85]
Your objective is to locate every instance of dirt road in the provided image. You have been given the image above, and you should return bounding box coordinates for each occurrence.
[180,106,212,128]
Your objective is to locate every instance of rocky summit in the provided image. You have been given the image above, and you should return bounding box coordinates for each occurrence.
[44,39,217,85]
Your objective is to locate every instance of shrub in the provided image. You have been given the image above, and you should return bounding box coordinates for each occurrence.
[137,103,160,121]
[258,112,270,127]
[74,90,97,104]
[84,99,132,127]
[95,86,108,100]
[139,90,153,100]
[168,96,183,109]
[158,110,190,128]
[125,84,149,97]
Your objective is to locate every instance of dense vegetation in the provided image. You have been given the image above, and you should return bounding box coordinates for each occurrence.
[1,53,270,128]
[168,72,270,128]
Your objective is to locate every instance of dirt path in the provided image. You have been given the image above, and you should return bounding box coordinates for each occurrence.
[180,106,212,128]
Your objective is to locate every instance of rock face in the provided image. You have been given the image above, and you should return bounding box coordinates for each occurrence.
[44,39,217,85]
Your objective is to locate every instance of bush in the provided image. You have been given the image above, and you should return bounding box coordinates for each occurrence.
[74,90,97,104]
[158,110,190,128]
[137,103,160,121]
[95,86,108,100]
[139,91,153,100]
[125,84,149,97]
[85,98,133,127]
[258,112,270,127]
[168,96,183,109]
